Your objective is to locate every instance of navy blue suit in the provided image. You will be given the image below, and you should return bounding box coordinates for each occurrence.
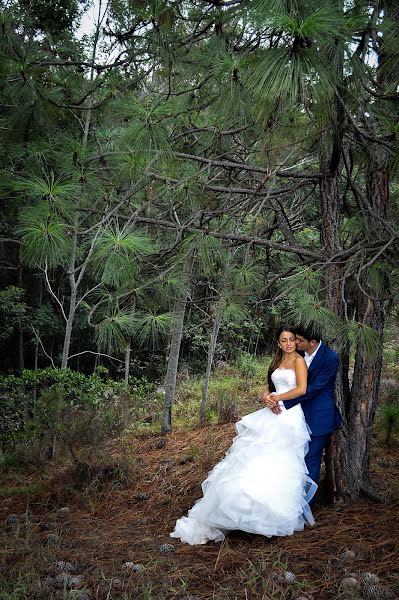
[283,343,342,486]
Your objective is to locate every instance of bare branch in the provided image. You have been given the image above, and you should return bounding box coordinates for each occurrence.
[356,237,395,303]
[151,172,307,198]
[40,263,67,322]
[75,282,104,309]
[174,152,322,179]
[68,350,124,363]
[338,95,395,154]
[0,238,22,244]
[31,325,55,368]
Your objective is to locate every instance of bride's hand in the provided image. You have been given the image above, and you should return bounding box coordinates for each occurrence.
[263,392,278,407]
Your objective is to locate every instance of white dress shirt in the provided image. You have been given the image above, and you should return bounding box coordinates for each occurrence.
[304,341,322,368]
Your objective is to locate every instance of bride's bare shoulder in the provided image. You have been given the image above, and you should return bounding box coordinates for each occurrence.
[294,354,306,367]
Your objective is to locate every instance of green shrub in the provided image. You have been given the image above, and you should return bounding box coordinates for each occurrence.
[379,403,399,446]
[0,451,23,471]
[0,368,160,460]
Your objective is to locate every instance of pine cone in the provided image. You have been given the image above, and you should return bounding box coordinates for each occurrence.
[341,577,361,591]
[339,548,356,561]
[69,575,85,588]
[159,543,175,554]
[361,573,380,585]
[55,561,74,572]
[46,533,59,545]
[55,573,72,588]
[5,514,19,526]
[362,584,395,600]
[123,562,144,572]
[134,493,148,501]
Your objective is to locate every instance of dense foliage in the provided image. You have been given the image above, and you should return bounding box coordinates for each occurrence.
[0,366,160,462]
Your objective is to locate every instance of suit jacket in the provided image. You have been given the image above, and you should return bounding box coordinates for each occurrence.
[283,342,342,436]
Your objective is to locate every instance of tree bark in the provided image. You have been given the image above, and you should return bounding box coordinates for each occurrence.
[61,289,77,369]
[161,258,192,434]
[318,33,352,501]
[61,231,78,369]
[320,159,352,499]
[328,0,397,500]
[344,138,390,496]
[17,251,24,372]
[124,338,131,384]
[200,305,223,423]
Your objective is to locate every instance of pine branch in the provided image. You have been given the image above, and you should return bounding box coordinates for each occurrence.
[174,152,322,179]
[151,172,308,197]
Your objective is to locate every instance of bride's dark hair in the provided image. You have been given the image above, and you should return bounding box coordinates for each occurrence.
[267,324,297,392]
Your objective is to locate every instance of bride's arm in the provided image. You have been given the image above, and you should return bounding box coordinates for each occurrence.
[268,357,307,403]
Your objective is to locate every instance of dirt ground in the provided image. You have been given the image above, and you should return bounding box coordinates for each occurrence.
[1,424,399,600]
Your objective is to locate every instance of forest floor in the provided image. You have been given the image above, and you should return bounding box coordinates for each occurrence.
[1,424,399,600]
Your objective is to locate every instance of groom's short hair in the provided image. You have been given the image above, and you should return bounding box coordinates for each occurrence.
[296,324,321,343]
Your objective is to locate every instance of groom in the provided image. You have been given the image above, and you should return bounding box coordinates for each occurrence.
[266,325,342,488]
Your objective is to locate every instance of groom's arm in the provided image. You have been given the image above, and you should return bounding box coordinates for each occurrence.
[283,353,339,409]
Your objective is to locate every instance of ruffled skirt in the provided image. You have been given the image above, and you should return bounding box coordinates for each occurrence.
[170,405,317,545]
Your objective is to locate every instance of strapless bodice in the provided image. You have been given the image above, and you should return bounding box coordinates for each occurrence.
[271,368,297,395]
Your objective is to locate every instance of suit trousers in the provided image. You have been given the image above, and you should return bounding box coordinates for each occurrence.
[305,433,330,487]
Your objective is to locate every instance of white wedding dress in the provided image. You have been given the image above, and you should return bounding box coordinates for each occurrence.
[170,368,317,545]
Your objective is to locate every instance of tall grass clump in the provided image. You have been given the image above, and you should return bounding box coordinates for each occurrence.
[377,378,399,446]
[236,352,272,383]
[173,355,271,427]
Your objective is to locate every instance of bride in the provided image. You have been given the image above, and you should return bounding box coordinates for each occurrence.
[170,325,317,545]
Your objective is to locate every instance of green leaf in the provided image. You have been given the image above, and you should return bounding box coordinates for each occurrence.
[179,231,226,276]
[11,172,79,220]
[92,225,157,287]
[217,299,247,323]
[130,309,173,350]
[334,321,382,360]
[94,308,135,354]
[18,204,70,268]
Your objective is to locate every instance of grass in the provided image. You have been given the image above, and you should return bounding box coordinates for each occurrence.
[0,483,43,497]
[173,354,271,429]
[0,452,24,472]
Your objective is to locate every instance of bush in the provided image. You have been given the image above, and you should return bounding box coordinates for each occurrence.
[0,451,22,471]
[0,368,160,462]
[379,403,399,446]
[216,393,238,424]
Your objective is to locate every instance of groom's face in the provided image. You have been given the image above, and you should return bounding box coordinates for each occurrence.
[295,335,312,353]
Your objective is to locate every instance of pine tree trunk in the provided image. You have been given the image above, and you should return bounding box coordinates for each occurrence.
[200,306,223,423]
[342,140,389,498]
[17,254,24,372]
[320,159,352,500]
[124,338,131,384]
[61,231,78,369]
[348,297,384,492]
[61,291,76,369]
[318,46,352,500]
[338,0,397,500]
[161,259,192,434]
